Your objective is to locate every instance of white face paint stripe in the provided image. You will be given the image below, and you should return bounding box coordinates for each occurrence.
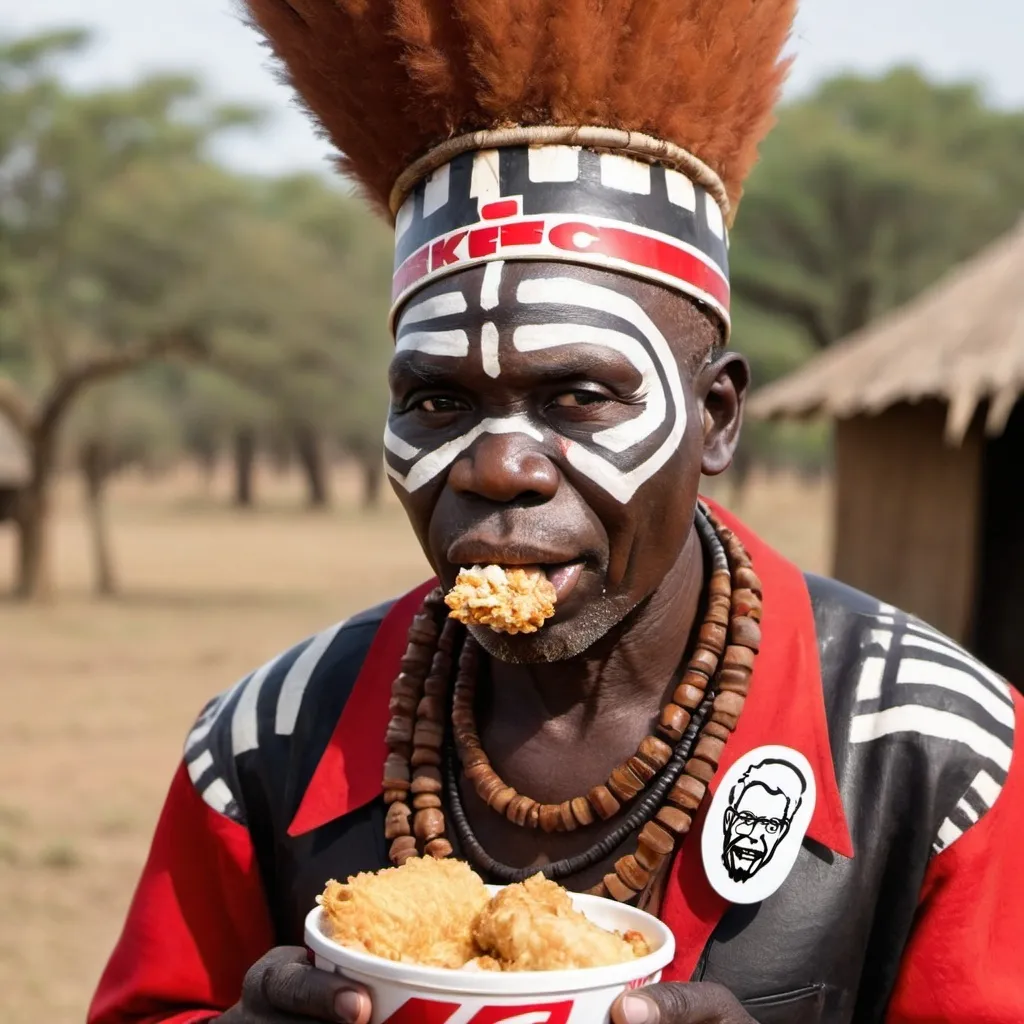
[515,277,687,503]
[386,415,544,493]
[512,323,663,453]
[481,260,503,311]
[384,423,420,460]
[394,329,470,358]
[480,322,501,379]
[398,291,468,328]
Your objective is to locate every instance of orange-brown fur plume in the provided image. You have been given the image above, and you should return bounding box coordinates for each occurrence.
[240,0,797,218]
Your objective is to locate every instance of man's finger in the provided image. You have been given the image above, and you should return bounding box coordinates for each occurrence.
[611,982,752,1024]
[257,948,371,1023]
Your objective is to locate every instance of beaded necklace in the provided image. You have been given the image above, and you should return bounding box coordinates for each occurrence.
[381,503,762,903]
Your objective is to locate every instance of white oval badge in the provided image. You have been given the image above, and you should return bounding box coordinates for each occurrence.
[701,745,816,905]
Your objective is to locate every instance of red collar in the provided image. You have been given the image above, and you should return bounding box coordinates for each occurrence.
[288,501,852,976]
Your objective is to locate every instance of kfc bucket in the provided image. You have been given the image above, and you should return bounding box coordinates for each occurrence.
[305,886,675,1024]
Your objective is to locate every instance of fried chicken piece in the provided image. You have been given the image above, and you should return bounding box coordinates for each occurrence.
[472,873,650,971]
[317,857,489,968]
[445,565,557,634]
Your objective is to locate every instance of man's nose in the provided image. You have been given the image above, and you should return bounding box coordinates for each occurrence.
[447,430,559,503]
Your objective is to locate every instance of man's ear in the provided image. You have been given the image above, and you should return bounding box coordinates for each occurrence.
[698,352,749,477]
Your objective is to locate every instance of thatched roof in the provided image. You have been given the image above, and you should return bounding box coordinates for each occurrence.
[0,413,29,487]
[747,215,1024,444]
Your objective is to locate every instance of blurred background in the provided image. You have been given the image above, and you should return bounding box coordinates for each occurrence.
[1,2,1023,1021]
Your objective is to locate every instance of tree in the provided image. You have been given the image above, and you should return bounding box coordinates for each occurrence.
[0,30,259,599]
[731,67,1024,350]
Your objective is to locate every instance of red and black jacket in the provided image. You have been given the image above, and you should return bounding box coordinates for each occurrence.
[89,507,1024,1024]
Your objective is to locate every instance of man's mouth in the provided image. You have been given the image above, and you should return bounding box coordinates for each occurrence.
[446,544,589,605]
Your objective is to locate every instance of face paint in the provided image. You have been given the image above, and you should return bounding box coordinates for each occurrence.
[386,267,689,504]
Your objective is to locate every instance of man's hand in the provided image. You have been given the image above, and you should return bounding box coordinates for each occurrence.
[611,982,756,1024]
[217,947,371,1023]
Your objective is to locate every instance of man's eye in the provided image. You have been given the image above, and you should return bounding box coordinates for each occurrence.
[416,396,467,413]
[551,390,607,408]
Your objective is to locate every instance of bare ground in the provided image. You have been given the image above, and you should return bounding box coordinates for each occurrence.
[0,465,829,1024]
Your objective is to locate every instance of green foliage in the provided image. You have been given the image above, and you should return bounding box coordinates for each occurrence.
[732,67,1024,350]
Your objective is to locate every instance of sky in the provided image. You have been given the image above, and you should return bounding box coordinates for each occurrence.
[7,0,1024,177]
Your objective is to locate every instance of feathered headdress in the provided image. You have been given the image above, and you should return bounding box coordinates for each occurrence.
[243,0,798,335]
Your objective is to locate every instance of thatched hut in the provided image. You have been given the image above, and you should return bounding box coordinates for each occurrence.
[0,412,29,522]
[748,216,1024,685]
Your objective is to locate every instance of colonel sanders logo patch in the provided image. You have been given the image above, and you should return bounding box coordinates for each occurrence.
[701,746,816,905]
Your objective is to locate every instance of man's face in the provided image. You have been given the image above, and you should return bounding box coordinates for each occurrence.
[385,260,744,663]
[723,785,791,882]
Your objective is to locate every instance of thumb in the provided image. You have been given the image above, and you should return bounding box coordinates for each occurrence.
[611,982,752,1024]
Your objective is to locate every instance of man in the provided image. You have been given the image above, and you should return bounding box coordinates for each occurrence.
[89,1,1024,1022]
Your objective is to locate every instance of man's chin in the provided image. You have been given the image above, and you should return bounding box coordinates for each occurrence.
[469,599,633,664]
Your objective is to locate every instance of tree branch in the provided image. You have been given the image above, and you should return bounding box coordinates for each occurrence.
[35,331,206,443]
[0,376,34,439]
[731,273,835,350]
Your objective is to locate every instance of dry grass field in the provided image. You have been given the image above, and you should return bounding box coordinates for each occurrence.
[0,464,830,1024]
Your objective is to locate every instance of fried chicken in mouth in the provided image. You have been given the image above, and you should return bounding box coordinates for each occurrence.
[445,565,557,634]
[317,858,651,971]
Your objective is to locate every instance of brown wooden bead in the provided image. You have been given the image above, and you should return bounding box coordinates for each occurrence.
[416,695,444,721]
[639,820,676,857]
[408,614,439,641]
[423,674,449,698]
[383,754,411,789]
[708,570,732,600]
[413,793,442,810]
[487,786,515,814]
[734,566,762,596]
[390,834,418,859]
[710,709,739,730]
[571,796,595,827]
[667,775,706,811]
[588,785,621,820]
[635,839,666,872]
[608,764,644,802]
[559,800,577,832]
[413,720,444,749]
[627,756,656,784]
[730,616,762,651]
[701,720,732,742]
[615,854,650,891]
[705,599,731,627]
[585,880,610,898]
[476,773,506,805]
[689,648,720,677]
[656,805,692,836]
[391,674,421,699]
[411,767,443,794]
[732,588,762,621]
[697,621,728,654]
[383,789,408,804]
[384,802,411,839]
[694,736,726,769]
[385,716,414,745]
[539,804,563,833]
[673,682,706,710]
[527,803,541,829]
[685,757,716,784]
[389,694,418,716]
[717,669,751,696]
[464,762,491,784]
[425,838,453,858]
[658,703,691,742]
[414,808,445,841]
[714,691,745,717]
[506,795,535,827]
[451,708,476,728]
[400,649,432,674]
[722,645,756,673]
[638,735,673,770]
[411,746,442,768]
[604,872,638,901]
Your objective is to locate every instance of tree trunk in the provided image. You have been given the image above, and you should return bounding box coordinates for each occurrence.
[233,428,256,508]
[14,481,53,602]
[294,424,329,508]
[360,453,384,510]
[80,440,117,598]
